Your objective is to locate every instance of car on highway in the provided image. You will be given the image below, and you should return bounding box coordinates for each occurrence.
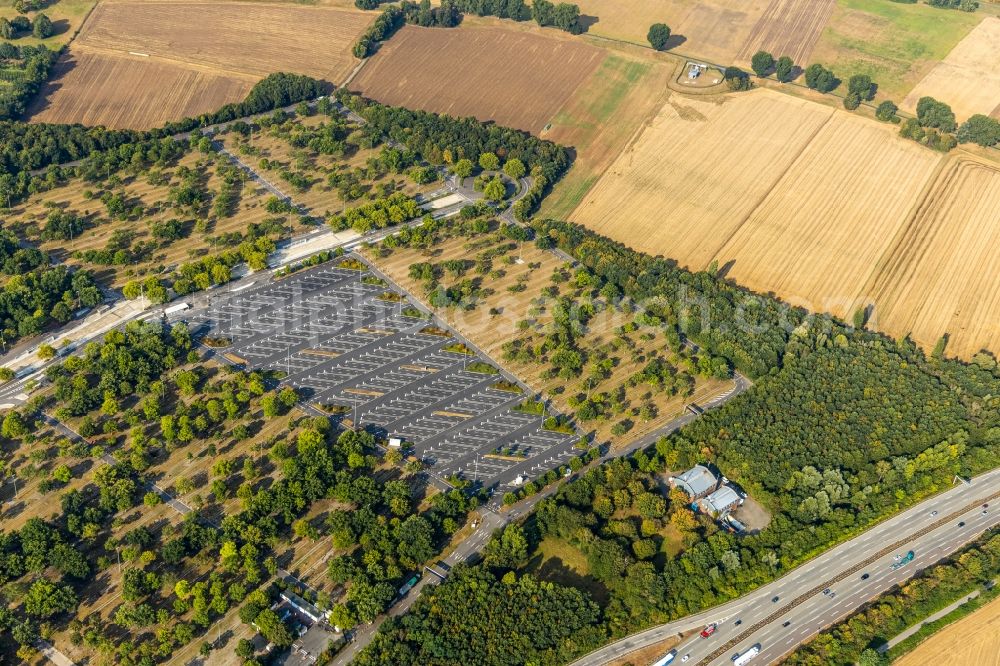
[930,510,938,516]
[681,655,690,662]
[861,572,870,580]
[771,595,780,603]
[782,621,791,627]
[983,509,989,515]
[822,588,831,595]
[701,624,717,638]
[985,503,990,508]
[959,521,966,527]
[734,619,742,626]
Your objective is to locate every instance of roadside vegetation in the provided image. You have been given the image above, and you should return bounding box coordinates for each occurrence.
[786,528,1000,665]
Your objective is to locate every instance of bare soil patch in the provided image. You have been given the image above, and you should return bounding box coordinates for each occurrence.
[570,89,834,271]
[351,24,605,133]
[713,110,942,323]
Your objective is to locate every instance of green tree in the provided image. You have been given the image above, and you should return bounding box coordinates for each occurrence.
[774,56,794,82]
[957,114,1000,147]
[37,343,55,359]
[647,23,671,51]
[478,152,500,171]
[875,100,898,122]
[254,608,293,647]
[31,13,53,39]
[847,74,874,100]
[483,177,506,202]
[25,579,77,618]
[453,158,474,180]
[804,63,837,93]
[751,50,774,77]
[503,158,526,180]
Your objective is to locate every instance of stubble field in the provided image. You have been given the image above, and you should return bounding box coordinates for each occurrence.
[568,87,1000,359]
[901,16,1000,121]
[30,48,255,128]
[714,110,942,321]
[74,1,372,80]
[867,157,1000,359]
[735,0,836,64]
[570,90,835,270]
[29,0,373,128]
[894,595,1000,666]
[351,24,605,133]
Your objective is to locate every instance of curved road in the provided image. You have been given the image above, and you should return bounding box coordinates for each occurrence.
[571,468,1000,666]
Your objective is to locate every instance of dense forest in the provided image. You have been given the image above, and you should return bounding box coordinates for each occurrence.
[358,219,1000,661]
[354,565,602,666]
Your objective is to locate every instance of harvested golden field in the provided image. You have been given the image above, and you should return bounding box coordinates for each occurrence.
[570,89,834,270]
[569,87,1000,358]
[30,48,254,129]
[351,25,605,133]
[867,157,1000,359]
[735,0,836,64]
[573,0,770,64]
[894,595,1000,666]
[902,17,1000,121]
[74,0,372,81]
[541,53,674,220]
[714,111,942,321]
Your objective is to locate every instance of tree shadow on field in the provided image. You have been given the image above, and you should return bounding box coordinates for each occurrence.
[24,51,78,117]
[50,18,71,37]
[663,34,687,51]
[717,259,736,280]
[577,15,598,33]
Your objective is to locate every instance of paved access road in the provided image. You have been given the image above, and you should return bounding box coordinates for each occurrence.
[570,468,1000,666]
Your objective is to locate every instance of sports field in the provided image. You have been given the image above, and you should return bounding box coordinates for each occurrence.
[351,25,605,133]
[902,17,1000,121]
[894,595,1000,666]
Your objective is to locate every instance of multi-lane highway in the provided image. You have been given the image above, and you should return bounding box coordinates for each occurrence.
[570,467,1000,666]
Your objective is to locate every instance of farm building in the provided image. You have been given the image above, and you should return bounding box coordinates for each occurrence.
[669,464,717,499]
[699,485,744,516]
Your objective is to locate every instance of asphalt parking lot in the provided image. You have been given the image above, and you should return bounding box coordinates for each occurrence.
[184,258,580,501]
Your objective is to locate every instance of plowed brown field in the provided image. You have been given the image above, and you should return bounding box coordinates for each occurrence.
[735,0,836,64]
[902,17,1000,122]
[867,157,1000,359]
[30,48,254,128]
[351,25,605,133]
[74,0,372,80]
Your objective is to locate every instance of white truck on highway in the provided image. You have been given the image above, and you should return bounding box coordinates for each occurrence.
[732,645,760,666]
[651,649,677,666]
[163,302,190,316]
